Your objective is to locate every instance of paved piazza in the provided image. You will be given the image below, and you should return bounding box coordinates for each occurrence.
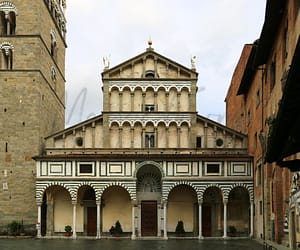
[0,239,263,250]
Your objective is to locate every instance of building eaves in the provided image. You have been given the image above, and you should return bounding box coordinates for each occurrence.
[265,36,300,166]
[253,0,286,67]
[237,44,257,95]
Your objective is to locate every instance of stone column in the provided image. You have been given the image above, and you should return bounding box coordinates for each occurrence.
[250,200,254,237]
[119,92,123,111]
[223,200,227,238]
[96,201,101,239]
[37,203,42,238]
[165,93,169,111]
[163,201,168,239]
[131,202,136,239]
[198,201,203,239]
[177,92,181,112]
[131,92,134,111]
[177,127,181,148]
[154,92,158,111]
[72,202,77,239]
[130,127,134,148]
[138,203,141,237]
[157,203,161,237]
[119,127,122,148]
[6,16,10,35]
[142,92,146,111]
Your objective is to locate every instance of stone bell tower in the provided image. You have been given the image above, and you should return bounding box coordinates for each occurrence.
[0,0,66,227]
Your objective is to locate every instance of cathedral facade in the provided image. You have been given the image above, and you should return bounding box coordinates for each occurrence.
[34,43,254,239]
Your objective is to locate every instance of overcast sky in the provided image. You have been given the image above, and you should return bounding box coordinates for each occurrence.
[65,0,266,127]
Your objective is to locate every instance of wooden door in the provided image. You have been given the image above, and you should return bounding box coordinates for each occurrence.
[87,207,97,236]
[141,201,157,236]
[202,205,211,237]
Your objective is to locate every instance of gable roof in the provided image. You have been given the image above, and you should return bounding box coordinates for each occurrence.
[45,114,103,140]
[102,47,198,79]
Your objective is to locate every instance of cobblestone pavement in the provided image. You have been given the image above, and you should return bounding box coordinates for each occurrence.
[0,238,264,250]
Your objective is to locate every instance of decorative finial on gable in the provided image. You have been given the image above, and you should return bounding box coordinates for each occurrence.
[147,38,154,51]
[191,56,196,71]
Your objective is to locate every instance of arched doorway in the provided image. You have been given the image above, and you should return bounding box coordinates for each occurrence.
[136,163,162,236]
[42,185,72,236]
[77,186,96,236]
[101,186,131,235]
[168,185,198,236]
[228,187,250,236]
[202,187,223,237]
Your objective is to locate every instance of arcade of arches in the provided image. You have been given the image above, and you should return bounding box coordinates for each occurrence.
[37,164,253,239]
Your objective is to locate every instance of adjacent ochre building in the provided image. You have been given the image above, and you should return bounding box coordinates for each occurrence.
[34,43,254,239]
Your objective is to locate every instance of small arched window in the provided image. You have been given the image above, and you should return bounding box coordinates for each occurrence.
[0,2,18,35]
[145,70,155,79]
[0,42,14,70]
[50,29,57,59]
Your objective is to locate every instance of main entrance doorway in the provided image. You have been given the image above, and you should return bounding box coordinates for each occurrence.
[87,207,97,236]
[202,205,212,236]
[141,201,157,236]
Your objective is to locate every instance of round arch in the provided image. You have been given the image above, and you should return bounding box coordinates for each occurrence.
[134,161,165,178]
[101,185,132,233]
[202,186,224,237]
[167,184,198,235]
[227,186,251,236]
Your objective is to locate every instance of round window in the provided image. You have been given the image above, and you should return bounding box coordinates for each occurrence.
[216,138,224,147]
[75,137,83,147]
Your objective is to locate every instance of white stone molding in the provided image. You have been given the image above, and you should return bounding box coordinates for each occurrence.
[0,1,18,15]
[36,180,137,203]
[108,80,192,93]
[0,41,14,55]
[108,113,192,128]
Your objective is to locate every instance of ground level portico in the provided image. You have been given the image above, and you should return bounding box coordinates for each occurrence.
[36,181,253,239]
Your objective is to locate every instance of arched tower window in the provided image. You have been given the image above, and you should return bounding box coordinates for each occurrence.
[50,29,57,59]
[0,42,14,70]
[0,2,18,35]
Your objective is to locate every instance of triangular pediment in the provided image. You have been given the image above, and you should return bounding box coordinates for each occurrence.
[102,47,198,79]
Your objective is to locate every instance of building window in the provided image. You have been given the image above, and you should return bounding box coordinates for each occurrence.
[50,30,57,59]
[78,163,94,175]
[256,89,260,107]
[75,137,83,147]
[145,133,155,148]
[0,2,17,35]
[51,66,57,81]
[196,136,202,148]
[145,70,155,78]
[256,163,262,186]
[216,138,223,147]
[145,104,155,112]
[259,200,263,215]
[0,42,14,69]
[270,58,276,91]
[282,22,288,62]
[247,109,251,125]
[205,162,221,176]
